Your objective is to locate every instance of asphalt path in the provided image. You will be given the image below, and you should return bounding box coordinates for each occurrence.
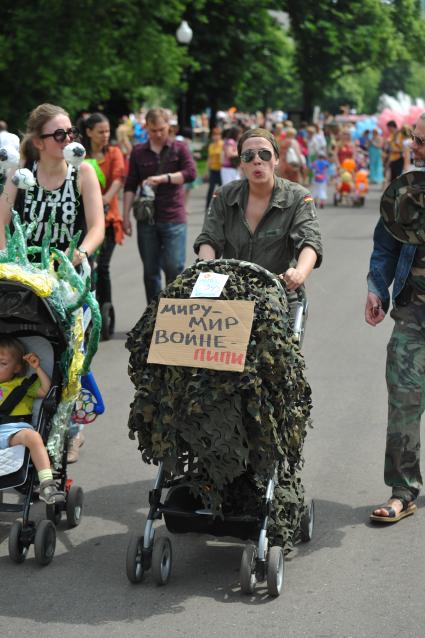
[1,181,424,638]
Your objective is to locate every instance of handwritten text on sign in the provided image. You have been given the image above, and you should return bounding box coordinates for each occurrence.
[147,298,255,371]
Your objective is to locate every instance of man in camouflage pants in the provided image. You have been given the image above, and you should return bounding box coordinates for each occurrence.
[365,113,425,523]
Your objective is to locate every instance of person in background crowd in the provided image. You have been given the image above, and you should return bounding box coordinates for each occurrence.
[368,129,384,185]
[311,150,330,209]
[116,115,133,174]
[132,110,148,145]
[400,125,415,174]
[336,128,355,167]
[80,113,125,346]
[385,120,404,183]
[277,127,305,184]
[123,107,196,304]
[359,129,370,152]
[220,126,242,186]
[205,127,223,211]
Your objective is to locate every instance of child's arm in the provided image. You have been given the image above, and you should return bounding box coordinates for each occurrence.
[23,353,52,398]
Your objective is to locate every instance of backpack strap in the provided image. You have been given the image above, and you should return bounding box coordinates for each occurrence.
[0,374,38,417]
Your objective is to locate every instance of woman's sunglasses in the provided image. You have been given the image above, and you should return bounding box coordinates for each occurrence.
[40,126,80,143]
[240,148,273,163]
[410,133,425,146]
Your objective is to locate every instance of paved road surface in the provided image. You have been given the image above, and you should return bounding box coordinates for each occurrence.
[1,182,424,638]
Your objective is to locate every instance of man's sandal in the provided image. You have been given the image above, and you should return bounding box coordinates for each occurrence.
[370,498,417,524]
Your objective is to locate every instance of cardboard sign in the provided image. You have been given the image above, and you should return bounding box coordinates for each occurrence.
[190,272,229,298]
[147,298,255,372]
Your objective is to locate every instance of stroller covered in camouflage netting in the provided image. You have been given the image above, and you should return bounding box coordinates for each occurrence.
[126,259,314,597]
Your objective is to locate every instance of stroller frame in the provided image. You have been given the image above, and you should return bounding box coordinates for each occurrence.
[0,281,84,565]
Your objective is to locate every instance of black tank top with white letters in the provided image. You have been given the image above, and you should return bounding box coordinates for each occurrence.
[17,162,86,254]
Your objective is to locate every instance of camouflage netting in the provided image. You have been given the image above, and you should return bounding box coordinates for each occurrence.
[126,260,313,551]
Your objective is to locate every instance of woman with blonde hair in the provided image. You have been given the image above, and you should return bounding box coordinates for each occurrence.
[0,103,105,463]
[0,103,104,265]
[400,124,415,173]
[277,127,305,184]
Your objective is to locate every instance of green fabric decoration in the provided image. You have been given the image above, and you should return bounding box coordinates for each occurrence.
[84,158,106,188]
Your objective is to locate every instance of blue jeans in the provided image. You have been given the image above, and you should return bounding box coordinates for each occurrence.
[137,221,187,303]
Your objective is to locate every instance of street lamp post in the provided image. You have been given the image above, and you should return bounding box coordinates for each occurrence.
[176,20,193,133]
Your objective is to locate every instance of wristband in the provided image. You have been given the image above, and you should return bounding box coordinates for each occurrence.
[167,173,171,183]
[77,247,89,259]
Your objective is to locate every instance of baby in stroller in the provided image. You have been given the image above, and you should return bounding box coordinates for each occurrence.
[0,336,64,505]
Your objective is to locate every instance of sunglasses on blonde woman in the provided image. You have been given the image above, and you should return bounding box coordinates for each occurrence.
[40,126,80,143]
[240,148,273,163]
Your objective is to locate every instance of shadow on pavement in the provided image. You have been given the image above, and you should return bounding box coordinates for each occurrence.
[2,480,412,620]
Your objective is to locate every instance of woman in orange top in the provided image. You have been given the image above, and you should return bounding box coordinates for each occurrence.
[81,113,125,331]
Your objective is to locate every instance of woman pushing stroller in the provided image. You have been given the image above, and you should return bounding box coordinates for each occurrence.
[195,127,322,297]
[126,129,323,593]
[0,103,104,264]
[0,103,105,463]
[0,336,64,504]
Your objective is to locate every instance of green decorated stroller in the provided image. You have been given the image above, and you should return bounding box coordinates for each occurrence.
[126,259,314,596]
[0,209,102,566]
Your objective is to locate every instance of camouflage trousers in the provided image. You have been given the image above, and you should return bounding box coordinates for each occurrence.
[385,304,425,501]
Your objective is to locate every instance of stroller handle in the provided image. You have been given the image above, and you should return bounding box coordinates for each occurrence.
[195,258,307,344]
[195,257,305,301]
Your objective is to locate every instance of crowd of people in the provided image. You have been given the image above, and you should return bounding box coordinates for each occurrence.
[203,115,421,213]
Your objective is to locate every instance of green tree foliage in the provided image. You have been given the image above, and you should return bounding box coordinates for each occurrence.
[378,0,425,97]
[182,2,300,119]
[2,0,425,130]
[282,0,425,116]
[0,0,193,128]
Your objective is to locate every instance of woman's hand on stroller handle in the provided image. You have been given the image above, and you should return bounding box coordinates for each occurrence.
[280,246,317,291]
[279,268,306,291]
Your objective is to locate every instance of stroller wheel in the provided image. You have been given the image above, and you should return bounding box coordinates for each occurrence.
[66,485,84,527]
[267,546,285,597]
[8,519,29,564]
[240,544,257,595]
[46,503,62,526]
[300,499,315,542]
[151,536,172,586]
[34,519,56,566]
[101,302,115,341]
[126,534,146,583]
